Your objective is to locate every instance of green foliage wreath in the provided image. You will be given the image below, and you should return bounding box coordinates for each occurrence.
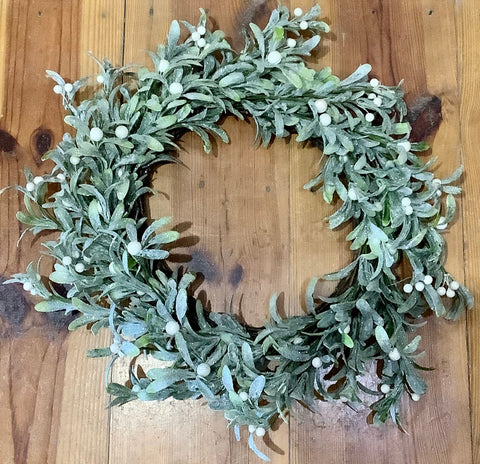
[5,5,473,460]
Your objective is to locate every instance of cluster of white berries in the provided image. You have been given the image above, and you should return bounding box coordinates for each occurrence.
[403,274,433,294]
[53,83,74,94]
[437,279,459,298]
[432,178,443,198]
[25,175,45,192]
[367,78,383,106]
[313,99,332,126]
[292,8,309,30]
[248,424,266,437]
[22,274,41,295]
[190,24,207,48]
[401,196,414,216]
[61,255,86,273]
[403,273,460,298]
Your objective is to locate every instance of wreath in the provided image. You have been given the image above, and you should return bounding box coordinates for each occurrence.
[5,5,473,461]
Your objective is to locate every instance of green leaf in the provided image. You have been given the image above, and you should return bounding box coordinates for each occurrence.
[374,325,392,353]
[342,332,354,348]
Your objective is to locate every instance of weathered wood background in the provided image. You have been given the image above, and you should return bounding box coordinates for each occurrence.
[0,1,479,463]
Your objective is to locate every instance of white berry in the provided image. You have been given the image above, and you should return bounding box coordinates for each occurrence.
[294,7,303,17]
[370,78,380,87]
[267,51,282,65]
[239,391,249,401]
[380,384,391,394]
[74,263,85,273]
[165,320,180,335]
[64,83,73,93]
[388,348,401,361]
[401,197,411,207]
[62,256,72,266]
[72,251,80,259]
[197,25,206,35]
[53,85,63,94]
[403,283,413,294]
[300,20,308,30]
[449,280,460,291]
[26,182,35,192]
[196,38,206,48]
[437,286,447,296]
[436,190,442,197]
[169,82,183,95]
[196,363,211,377]
[56,173,66,181]
[446,289,456,298]
[411,393,421,402]
[319,113,332,126]
[23,282,33,292]
[115,125,129,139]
[33,176,43,185]
[70,155,80,165]
[365,112,375,122]
[248,425,256,434]
[373,97,382,107]
[398,141,411,152]
[191,31,201,42]
[404,205,414,216]
[314,99,328,113]
[415,282,425,292]
[311,357,322,368]
[423,275,433,285]
[96,75,105,84]
[90,127,104,142]
[368,93,376,99]
[348,188,357,201]
[127,241,142,255]
[158,59,169,73]
[255,427,266,437]
[292,336,303,345]
[287,38,297,48]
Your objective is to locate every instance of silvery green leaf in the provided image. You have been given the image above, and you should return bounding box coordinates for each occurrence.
[249,23,265,57]
[403,335,422,354]
[374,326,392,353]
[222,365,234,392]
[249,375,266,401]
[445,194,456,223]
[175,288,188,322]
[305,277,319,314]
[141,216,172,242]
[175,332,194,367]
[157,115,177,129]
[269,293,281,323]
[35,298,75,313]
[340,64,372,86]
[248,433,270,462]
[146,368,193,393]
[323,258,359,281]
[242,342,256,371]
[219,72,245,87]
[120,342,140,357]
[167,20,181,51]
[49,264,76,284]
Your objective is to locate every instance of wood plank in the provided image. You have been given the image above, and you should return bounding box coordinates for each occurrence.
[456,0,480,462]
[289,1,474,463]
[0,2,85,464]
[53,2,126,464]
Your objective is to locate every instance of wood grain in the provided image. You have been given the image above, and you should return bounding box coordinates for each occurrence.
[0,0,478,463]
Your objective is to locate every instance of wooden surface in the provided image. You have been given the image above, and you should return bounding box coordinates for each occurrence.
[0,1,479,463]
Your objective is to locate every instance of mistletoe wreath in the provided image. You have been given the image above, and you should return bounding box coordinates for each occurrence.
[6,5,473,461]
